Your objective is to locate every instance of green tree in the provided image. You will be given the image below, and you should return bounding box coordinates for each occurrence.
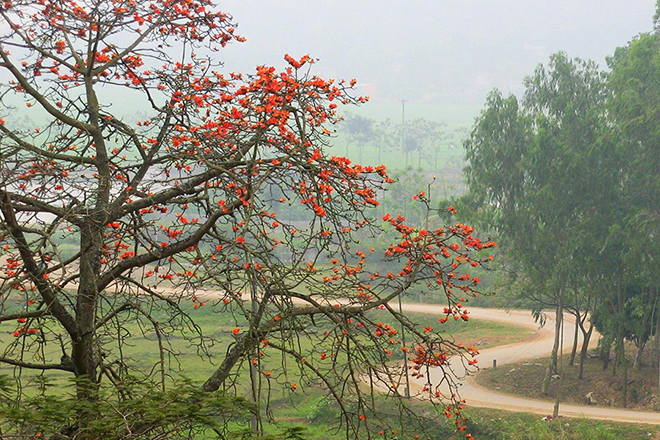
[606,25,660,393]
[341,113,377,163]
[400,118,447,169]
[464,52,611,397]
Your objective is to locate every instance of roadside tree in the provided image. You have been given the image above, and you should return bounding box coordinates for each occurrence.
[605,24,660,396]
[464,53,611,396]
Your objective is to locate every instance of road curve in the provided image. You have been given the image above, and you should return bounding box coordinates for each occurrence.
[175,291,660,425]
[400,303,660,425]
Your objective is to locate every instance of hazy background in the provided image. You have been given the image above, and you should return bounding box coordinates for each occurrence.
[217,1,656,124]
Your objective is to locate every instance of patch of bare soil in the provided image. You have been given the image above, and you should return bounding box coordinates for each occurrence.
[476,347,660,412]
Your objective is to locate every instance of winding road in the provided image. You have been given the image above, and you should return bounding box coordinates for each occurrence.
[399,303,660,425]
[185,288,660,425]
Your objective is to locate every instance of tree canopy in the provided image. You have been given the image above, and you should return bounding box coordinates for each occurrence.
[464,28,660,406]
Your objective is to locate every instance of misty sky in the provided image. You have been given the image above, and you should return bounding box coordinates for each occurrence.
[217,1,656,110]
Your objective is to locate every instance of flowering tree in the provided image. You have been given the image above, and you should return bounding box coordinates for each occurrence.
[0,1,494,438]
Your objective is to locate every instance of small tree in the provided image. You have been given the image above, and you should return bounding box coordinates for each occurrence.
[0,1,494,438]
[340,113,376,163]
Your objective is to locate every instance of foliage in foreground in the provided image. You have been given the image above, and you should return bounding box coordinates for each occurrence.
[0,376,254,440]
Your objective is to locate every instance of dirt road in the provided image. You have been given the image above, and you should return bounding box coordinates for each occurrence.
[159,290,660,424]
[400,303,660,425]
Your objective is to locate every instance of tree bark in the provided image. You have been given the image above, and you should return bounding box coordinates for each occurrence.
[70,217,106,439]
[656,291,660,389]
[616,280,628,408]
[542,296,563,395]
[553,313,565,419]
[634,341,647,371]
[578,320,593,380]
[653,296,659,370]
[569,314,579,366]
[72,218,104,389]
[600,336,612,371]
[633,286,656,370]
[617,334,628,408]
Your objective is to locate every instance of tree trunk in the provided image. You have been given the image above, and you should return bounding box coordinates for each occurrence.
[617,334,628,408]
[652,294,659,369]
[249,277,262,435]
[600,336,612,371]
[73,219,104,385]
[569,314,579,366]
[633,286,656,370]
[542,298,563,395]
[634,341,647,371]
[616,279,627,407]
[70,217,105,438]
[578,321,593,380]
[656,292,660,388]
[553,313,565,419]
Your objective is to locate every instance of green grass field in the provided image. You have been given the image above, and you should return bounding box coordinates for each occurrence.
[3,300,657,439]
